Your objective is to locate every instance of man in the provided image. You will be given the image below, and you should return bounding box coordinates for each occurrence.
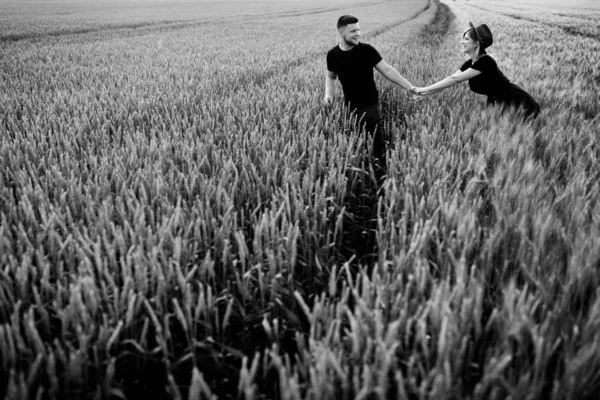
[324,14,415,183]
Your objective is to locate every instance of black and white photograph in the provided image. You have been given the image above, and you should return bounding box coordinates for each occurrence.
[1,0,599,398]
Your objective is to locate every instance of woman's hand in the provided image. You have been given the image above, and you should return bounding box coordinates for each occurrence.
[411,87,429,101]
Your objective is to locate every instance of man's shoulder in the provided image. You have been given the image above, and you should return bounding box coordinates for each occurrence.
[327,45,341,55]
[358,42,378,52]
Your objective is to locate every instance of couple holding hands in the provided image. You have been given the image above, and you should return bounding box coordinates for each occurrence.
[323,15,540,182]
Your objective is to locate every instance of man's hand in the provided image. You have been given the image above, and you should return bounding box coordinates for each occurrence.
[323,95,333,106]
[411,87,429,101]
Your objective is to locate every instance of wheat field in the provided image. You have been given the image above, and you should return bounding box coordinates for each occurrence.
[1,0,599,399]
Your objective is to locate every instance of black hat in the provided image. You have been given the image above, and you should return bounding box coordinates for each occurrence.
[468,22,493,49]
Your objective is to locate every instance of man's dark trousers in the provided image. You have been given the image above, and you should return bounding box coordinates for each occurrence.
[350,103,387,186]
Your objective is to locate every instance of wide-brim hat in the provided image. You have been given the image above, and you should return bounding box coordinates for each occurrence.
[469,22,493,49]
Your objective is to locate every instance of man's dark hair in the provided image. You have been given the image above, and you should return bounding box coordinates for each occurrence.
[337,15,359,30]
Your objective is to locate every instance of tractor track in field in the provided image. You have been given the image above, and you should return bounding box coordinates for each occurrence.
[554,12,600,21]
[0,19,206,43]
[464,3,600,41]
[269,0,386,18]
[339,0,450,270]
[0,0,388,44]
[210,0,434,270]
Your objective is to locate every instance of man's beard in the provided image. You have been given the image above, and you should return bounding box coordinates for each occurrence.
[343,37,358,47]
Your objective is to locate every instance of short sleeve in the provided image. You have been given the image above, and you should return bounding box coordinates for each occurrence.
[365,44,383,67]
[326,50,335,72]
[459,60,471,72]
[470,55,495,73]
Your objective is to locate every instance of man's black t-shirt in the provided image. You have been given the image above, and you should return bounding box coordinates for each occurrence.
[327,43,382,108]
[460,54,511,96]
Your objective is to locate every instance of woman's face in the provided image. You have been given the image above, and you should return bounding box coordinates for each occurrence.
[461,32,479,54]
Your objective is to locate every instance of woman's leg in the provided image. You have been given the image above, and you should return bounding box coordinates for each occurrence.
[504,84,541,119]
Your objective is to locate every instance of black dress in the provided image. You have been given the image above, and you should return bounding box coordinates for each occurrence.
[460,54,540,118]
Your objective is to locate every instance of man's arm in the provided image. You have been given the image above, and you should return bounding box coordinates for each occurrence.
[324,70,337,105]
[374,60,414,92]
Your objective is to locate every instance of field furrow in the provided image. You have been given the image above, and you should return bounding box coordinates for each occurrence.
[464,3,600,41]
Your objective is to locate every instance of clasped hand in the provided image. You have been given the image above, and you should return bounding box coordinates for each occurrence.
[410,87,429,101]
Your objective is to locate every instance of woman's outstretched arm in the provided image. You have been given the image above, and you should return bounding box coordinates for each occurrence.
[416,68,481,97]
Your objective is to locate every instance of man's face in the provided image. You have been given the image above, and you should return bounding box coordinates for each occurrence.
[340,23,360,46]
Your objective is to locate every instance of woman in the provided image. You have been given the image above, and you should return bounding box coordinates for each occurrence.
[413,23,540,119]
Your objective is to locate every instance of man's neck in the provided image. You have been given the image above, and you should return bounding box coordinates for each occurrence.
[339,41,356,51]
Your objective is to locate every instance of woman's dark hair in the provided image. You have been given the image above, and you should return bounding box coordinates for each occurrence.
[464,28,487,55]
[337,15,359,29]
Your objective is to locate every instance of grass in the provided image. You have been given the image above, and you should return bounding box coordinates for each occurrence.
[1,0,600,398]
